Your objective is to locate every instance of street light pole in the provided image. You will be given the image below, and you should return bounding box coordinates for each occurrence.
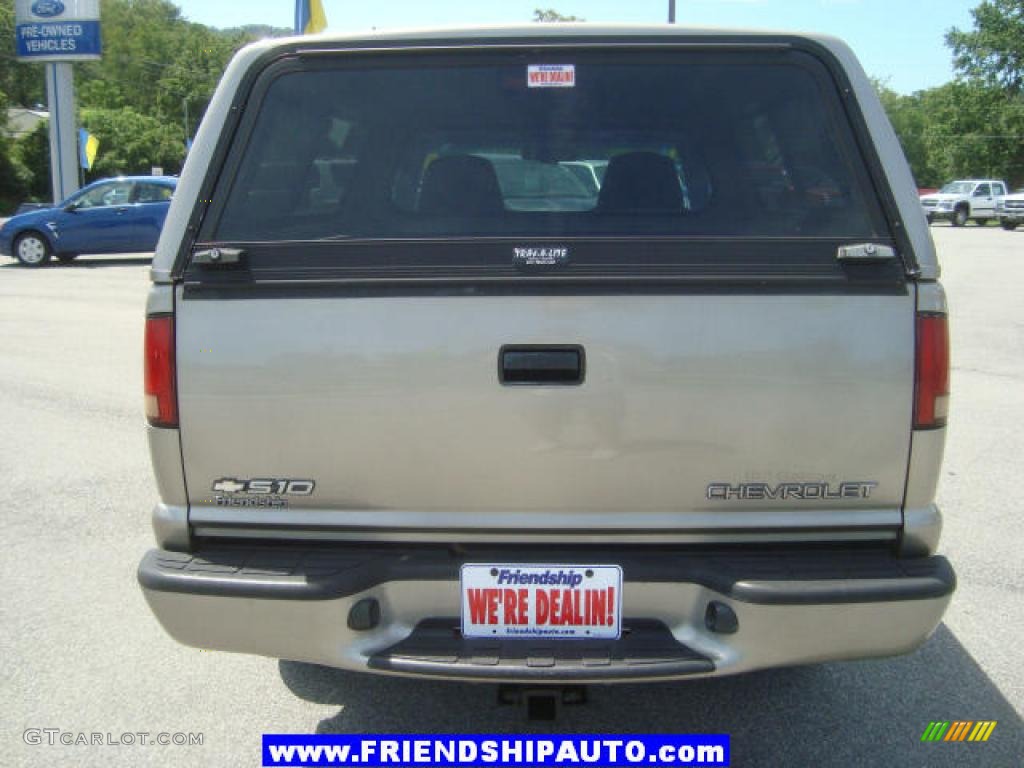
[669,0,676,23]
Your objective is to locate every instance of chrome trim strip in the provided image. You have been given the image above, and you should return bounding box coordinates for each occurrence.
[192,526,897,544]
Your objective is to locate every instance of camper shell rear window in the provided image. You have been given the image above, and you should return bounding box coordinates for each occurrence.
[206,48,889,245]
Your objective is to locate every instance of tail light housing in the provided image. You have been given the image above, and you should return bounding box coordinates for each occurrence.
[145,315,178,428]
[914,313,949,429]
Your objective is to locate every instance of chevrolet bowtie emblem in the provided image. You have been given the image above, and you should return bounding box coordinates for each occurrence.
[212,479,247,494]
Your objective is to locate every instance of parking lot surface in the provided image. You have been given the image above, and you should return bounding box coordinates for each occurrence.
[1,227,1022,767]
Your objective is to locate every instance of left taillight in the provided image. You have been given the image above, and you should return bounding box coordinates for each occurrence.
[914,313,950,430]
[144,314,178,428]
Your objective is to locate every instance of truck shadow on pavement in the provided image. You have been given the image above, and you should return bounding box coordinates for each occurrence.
[279,624,1022,767]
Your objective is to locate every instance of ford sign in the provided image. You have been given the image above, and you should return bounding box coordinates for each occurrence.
[31,0,65,17]
[15,0,102,61]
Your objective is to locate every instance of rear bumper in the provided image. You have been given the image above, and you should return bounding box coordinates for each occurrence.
[139,545,954,683]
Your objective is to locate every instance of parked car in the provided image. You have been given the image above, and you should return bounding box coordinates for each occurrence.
[138,26,954,684]
[919,179,1007,226]
[995,189,1024,230]
[0,176,177,267]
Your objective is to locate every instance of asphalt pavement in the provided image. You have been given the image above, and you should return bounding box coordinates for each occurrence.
[1,228,1022,767]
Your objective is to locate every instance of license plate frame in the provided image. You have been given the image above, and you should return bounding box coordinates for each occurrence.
[460,563,622,640]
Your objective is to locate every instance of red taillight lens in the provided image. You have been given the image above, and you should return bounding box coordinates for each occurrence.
[914,313,949,429]
[145,315,178,428]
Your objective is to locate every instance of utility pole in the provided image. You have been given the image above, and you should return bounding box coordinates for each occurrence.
[669,0,676,23]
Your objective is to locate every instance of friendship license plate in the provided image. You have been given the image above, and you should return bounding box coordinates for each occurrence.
[460,564,622,640]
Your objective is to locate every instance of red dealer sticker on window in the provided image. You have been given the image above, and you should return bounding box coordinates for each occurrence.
[460,564,622,639]
[527,64,576,88]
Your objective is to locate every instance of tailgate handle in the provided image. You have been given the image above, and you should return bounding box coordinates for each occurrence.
[499,346,584,385]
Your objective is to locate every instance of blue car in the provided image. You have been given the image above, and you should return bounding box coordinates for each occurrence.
[0,176,177,267]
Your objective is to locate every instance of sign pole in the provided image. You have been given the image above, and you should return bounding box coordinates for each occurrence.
[45,61,79,203]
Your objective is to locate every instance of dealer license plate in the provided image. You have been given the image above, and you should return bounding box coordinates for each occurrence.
[460,564,622,640]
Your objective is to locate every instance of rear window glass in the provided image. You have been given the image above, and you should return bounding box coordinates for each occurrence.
[211,50,888,242]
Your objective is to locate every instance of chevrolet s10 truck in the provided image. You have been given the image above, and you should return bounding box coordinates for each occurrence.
[138,26,955,683]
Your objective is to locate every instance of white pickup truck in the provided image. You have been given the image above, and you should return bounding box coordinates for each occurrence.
[996,189,1024,230]
[138,26,954,684]
[920,179,1007,226]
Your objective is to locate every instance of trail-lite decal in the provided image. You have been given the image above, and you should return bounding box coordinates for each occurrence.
[513,246,570,268]
[211,478,316,496]
[527,64,575,88]
[706,481,878,501]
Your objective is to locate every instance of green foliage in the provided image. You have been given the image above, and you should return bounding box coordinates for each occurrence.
[12,121,50,201]
[75,0,246,139]
[946,0,1024,92]
[871,2,1024,188]
[533,9,585,22]
[873,80,943,187]
[0,86,37,213]
[80,107,185,180]
[919,82,1024,185]
[874,79,1024,188]
[0,0,46,107]
[2,0,258,202]
[0,88,24,212]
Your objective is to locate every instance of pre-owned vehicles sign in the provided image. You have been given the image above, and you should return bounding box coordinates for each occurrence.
[14,0,101,61]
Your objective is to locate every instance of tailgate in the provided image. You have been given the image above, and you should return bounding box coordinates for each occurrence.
[177,290,912,539]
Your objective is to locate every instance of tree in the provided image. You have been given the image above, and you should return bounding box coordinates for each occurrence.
[533,9,585,22]
[872,80,942,187]
[74,0,244,138]
[0,88,34,212]
[919,82,1024,185]
[0,0,46,107]
[12,121,49,201]
[80,107,186,179]
[941,1,1024,185]
[0,12,36,212]
[1,0,261,209]
[155,25,243,138]
[946,0,1024,92]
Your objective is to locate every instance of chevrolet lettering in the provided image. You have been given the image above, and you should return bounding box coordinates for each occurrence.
[706,481,878,501]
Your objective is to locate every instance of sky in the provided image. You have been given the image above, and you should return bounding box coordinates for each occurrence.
[172,0,978,95]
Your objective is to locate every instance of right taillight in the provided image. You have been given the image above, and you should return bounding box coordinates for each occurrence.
[914,313,949,429]
[144,314,178,428]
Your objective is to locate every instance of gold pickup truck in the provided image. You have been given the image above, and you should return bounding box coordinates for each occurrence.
[138,25,954,684]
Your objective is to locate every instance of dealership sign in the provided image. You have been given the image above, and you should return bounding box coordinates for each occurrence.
[15,0,101,61]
